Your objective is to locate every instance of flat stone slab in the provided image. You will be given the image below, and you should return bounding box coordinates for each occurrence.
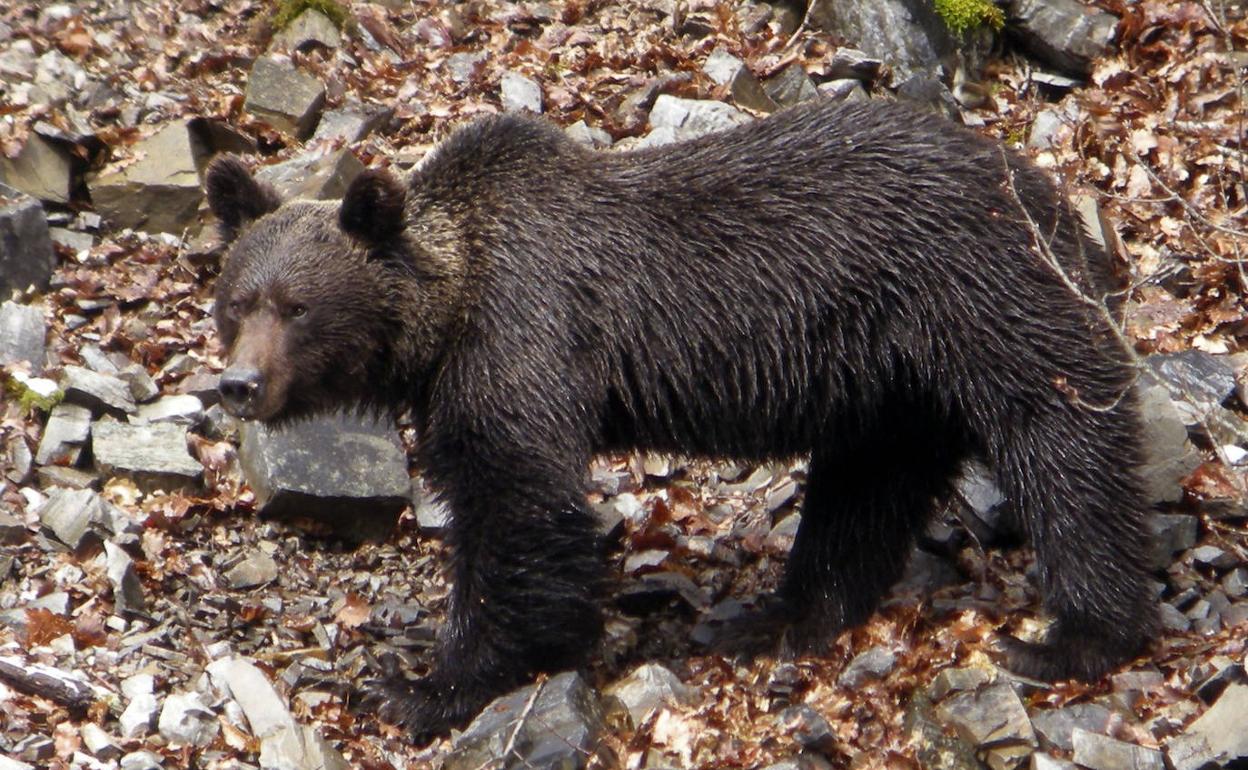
[0,300,46,373]
[244,56,326,139]
[239,413,411,542]
[61,365,137,415]
[92,419,203,493]
[91,123,203,235]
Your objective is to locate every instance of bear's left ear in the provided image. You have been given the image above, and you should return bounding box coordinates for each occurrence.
[340,168,407,247]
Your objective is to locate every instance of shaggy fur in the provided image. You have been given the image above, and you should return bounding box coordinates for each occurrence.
[205,98,1158,743]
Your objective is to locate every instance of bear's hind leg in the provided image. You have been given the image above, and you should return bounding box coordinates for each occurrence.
[774,408,967,654]
[991,400,1158,681]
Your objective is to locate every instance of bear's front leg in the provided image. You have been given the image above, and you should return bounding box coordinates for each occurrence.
[373,425,607,743]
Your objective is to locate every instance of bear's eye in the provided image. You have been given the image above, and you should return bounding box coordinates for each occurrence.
[288,304,308,319]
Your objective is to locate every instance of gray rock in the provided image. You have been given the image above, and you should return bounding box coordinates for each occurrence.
[239,413,410,542]
[779,704,838,754]
[80,724,121,761]
[1005,0,1118,77]
[703,47,778,112]
[0,506,25,542]
[565,120,613,149]
[92,419,202,493]
[838,646,897,688]
[766,512,801,552]
[105,540,146,614]
[896,73,961,120]
[1028,102,1079,150]
[500,71,543,113]
[37,487,107,549]
[311,100,393,144]
[35,403,93,465]
[1146,513,1198,571]
[1031,753,1077,770]
[48,226,93,258]
[827,47,884,82]
[928,666,993,701]
[1071,728,1163,770]
[273,9,340,51]
[1166,682,1248,770]
[808,0,957,82]
[817,79,869,102]
[1192,544,1238,570]
[4,434,32,484]
[0,134,73,204]
[1223,567,1248,598]
[606,663,693,724]
[158,691,218,748]
[1031,702,1113,752]
[1146,351,1237,423]
[412,479,451,533]
[118,363,160,404]
[1160,601,1191,632]
[255,148,364,201]
[119,751,164,770]
[91,123,204,235]
[445,51,486,84]
[649,95,751,140]
[224,549,279,589]
[207,656,296,738]
[447,671,609,770]
[136,394,204,426]
[244,56,326,139]
[763,63,818,107]
[0,184,55,295]
[119,674,159,739]
[1136,382,1202,504]
[935,683,1036,770]
[0,300,46,373]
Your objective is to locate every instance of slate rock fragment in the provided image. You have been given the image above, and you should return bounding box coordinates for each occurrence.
[312,100,393,144]
[239,413,410,541]
[35,403,92,466]
[606,662,693,724]
[500,71,543,113]
[255,148,363,201]
[273,9,341,51]
[92,419,203,493]
[1005,0,1118,77]
[244,56,326,139]
[91,123,204,235]
[0,183,55,295]
[1072,728,1163,770]
[446,672,610,770]
[0,300,46,373]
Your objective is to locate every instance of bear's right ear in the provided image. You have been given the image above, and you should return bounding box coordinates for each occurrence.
[340,168,407,248]
[205,155,282,243]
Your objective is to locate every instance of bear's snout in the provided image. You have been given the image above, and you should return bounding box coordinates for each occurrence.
[219,366,265,418]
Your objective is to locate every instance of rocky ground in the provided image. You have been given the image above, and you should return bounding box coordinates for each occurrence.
[1,0,1247,768]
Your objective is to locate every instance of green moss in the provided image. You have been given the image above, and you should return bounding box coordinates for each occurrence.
[4,375,64,416]
[273,0,348,30]
[933,0,1005,38]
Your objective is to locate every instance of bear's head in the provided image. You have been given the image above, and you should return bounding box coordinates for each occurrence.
[204,155,462,423]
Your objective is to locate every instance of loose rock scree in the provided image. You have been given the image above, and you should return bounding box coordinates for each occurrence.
[205,98,1158,742]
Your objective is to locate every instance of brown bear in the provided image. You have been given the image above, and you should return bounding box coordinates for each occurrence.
[205,97,1157,743]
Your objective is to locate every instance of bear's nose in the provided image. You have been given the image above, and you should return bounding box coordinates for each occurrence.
[219,367,264,416]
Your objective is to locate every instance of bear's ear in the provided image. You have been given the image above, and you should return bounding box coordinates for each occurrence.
[205,155,282,243]
[340,168,407,247]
